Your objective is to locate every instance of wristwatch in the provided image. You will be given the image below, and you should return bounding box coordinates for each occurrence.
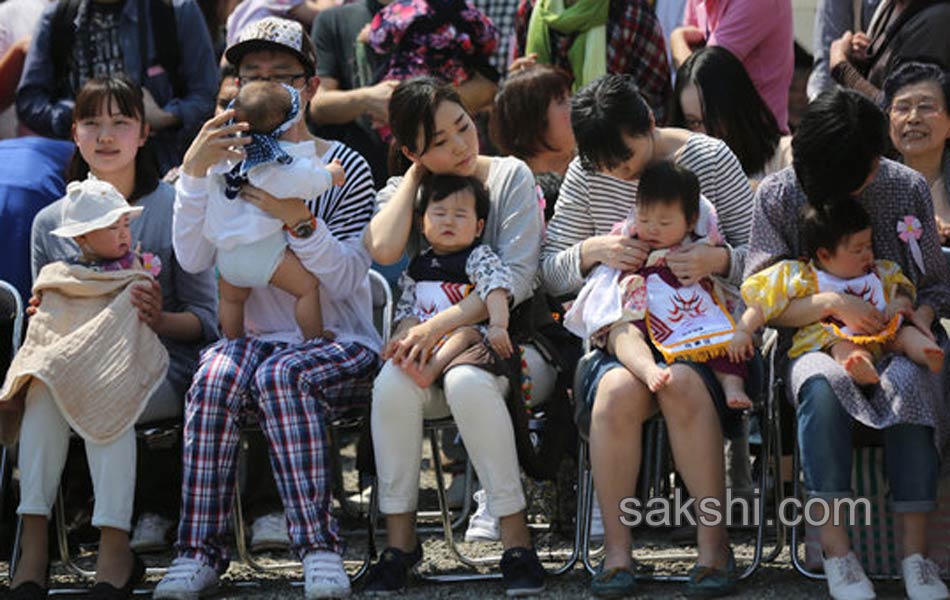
[286,215,317,239]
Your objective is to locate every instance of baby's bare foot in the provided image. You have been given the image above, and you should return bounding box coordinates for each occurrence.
[923,347,945,373]
[644,366,672,392]
[844,353,880,385]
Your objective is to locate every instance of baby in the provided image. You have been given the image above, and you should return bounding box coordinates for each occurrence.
[730,199,944,385]
[55,179,159,275]
[565,161,751,409]
[203,81,345,340]
[391,174,513,388]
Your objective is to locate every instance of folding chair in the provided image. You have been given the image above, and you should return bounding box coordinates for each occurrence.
[1,280,24,571]
[232,268,394,581]
[573,330,786,581]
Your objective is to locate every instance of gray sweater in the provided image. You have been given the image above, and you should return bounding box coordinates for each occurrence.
[32,180,218,399]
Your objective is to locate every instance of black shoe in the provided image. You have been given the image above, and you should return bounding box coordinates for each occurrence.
[500,547,545,597]
[362,544,423,596]
[87,552,145,599]
[10,581,48,600]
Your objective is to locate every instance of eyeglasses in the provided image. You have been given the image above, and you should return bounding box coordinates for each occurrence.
[237,73,308,87]
[889,100,944,118]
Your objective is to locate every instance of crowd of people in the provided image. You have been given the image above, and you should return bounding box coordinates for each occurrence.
[0,1,949,600]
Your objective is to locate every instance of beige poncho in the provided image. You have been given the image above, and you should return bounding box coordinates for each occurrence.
[0,261,169,445]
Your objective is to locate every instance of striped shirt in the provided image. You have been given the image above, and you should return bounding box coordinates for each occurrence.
[540,134,754,298]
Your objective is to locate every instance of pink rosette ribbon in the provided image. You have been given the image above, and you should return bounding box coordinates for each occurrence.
[896,215,925,275]
[141,252,162,277]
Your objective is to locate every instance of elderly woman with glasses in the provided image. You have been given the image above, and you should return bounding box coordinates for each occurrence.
[884,61,950,246]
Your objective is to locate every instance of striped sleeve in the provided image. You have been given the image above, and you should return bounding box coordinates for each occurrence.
[309,142,377,242]
[540,158,595,297]
[678,136,755,285]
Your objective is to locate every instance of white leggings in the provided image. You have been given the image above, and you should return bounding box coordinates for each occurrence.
[371,344,555,519]
[17,381,136,532]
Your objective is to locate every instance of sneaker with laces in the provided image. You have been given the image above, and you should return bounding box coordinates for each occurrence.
[362,544,423,596]
[464,489,500,542]
[902,554,949,600]
[250,512,290,552]
[130,512,174,553]
[822,552,876,600]
[153,557,220,600]
[303,551,351,599]
[500,546,545,597]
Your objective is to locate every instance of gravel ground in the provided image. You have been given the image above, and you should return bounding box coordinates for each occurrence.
[0,442,916,598]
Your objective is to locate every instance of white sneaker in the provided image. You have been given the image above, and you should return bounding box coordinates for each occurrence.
[153,557,220,600]
[303,550,351,599]
[589,500,604,542]
[823,552,876,600]
[250,512,290,552]
[130,512,174,553]
[464,489,500,542]
[902,554,949,600]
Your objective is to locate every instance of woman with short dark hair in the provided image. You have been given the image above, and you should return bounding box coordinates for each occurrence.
[490,64,575,177]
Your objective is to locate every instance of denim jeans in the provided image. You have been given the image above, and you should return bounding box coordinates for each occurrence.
[797,376,938,512]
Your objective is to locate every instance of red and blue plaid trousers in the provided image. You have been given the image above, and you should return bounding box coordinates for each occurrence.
[174,336,378,572]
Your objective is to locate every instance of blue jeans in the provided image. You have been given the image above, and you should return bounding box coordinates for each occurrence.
[797,376,938,512]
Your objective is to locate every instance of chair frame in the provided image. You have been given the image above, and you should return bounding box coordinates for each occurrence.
[1,280,24,580]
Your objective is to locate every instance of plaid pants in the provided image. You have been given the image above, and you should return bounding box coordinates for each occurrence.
[175,336,378,572]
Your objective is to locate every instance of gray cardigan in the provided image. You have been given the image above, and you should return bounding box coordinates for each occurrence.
[32,179,218,398]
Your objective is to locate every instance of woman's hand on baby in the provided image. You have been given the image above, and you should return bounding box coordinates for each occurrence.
[181,110,251,177]
[240,184,311,227]
[131,280,164,332]
[727,330,754,363]
[487,325,513,359]
[666,244,724,286]
[585,235,650,271]
[25,293,41,317]
[833,293,887,334]
[908,306,937,342]
[390,321,440,369]
[327,159,346,186]
[885,295,915,321]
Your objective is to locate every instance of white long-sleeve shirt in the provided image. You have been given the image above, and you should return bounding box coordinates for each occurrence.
[173,140,381,351]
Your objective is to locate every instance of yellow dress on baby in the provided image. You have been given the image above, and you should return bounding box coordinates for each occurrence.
[741,259,915,358]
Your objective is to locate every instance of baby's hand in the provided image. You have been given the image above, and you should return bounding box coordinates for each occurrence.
[487,324,513,359]
[727,330,754,363]
[884,295,914,321]
[327,159,346,186]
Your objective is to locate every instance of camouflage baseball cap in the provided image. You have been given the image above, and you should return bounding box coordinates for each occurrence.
[225,17,317,75]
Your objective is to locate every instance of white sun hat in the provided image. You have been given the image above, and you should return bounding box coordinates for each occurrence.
[50,179,143,238]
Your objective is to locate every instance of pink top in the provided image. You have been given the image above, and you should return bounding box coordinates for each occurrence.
[684,0,793,133]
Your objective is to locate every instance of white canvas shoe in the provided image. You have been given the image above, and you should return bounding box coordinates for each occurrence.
[822,552,876,600]
[902,554,950,600]
[153,557,220,600]
[464,489,500,542]
[303,551,351,599]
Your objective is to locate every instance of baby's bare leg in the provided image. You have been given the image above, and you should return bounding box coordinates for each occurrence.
[607,322,671,392]
[829,340,879,385]
[404,326,482,389]
[219,277,252,339]
[270,250,322,340]
[715,372,752,409]
[890,326,945,373]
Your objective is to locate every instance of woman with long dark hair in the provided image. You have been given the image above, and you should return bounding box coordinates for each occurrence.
[672,46,792,186]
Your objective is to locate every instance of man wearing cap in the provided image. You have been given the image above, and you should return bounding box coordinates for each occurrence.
[155,17,379,600]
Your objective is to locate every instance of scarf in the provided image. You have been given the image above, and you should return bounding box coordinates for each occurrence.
[224,84,302,199]
[524,0,609,91]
